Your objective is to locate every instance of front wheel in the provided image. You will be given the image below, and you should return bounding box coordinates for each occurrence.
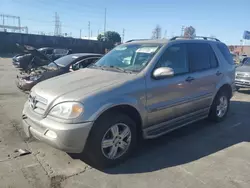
[84,112,137,169]
[208,90,230,122]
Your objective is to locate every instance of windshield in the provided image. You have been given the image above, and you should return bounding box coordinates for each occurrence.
[243,58,250,65]
[48,54,79,67]
[92,44,162,72]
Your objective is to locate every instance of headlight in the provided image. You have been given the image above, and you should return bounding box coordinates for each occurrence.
[29,75,42,81]
[48,102,84,119]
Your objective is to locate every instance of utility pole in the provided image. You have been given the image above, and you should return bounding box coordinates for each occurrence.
[122,28,125,43]
[54,12,58,36]
[181,26,185,36]
[80,29,82,38]
[104,8,107,33]
[164,30,167,39]
[88,21,90,39]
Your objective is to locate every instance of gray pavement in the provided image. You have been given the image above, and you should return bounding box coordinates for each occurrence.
[1,58,250,188]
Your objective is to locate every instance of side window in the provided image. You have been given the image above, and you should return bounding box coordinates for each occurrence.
[73,58,99,71]
[187,43,211,72]
[156,44,188,75]
[46,49,54,55]
[217,43,234,65]
[210,49,219,68]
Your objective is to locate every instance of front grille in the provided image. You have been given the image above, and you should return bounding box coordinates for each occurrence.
[236,72,250,80]
[28,93,48,115]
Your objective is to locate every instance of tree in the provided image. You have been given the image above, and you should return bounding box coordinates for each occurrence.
[151,25,162,39]
[184,26,196,38]
[97,31,121,45]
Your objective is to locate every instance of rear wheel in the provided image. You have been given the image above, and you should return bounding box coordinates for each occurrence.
[84,112,137,169]
[209,90,230,122]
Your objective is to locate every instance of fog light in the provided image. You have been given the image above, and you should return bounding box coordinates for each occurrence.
[45,130,57,139]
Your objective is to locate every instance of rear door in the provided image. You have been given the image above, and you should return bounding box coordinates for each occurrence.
[186,42,222,111]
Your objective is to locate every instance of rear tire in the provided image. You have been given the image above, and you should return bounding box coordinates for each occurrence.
[208,90,230,122]
[84,112,137,169]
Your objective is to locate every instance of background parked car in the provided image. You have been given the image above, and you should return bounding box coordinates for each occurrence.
[16,53,102,91]
[13,44,71,70]
[235,57,250,90]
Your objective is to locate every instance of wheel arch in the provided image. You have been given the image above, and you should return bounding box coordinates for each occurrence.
[93,104,143,138]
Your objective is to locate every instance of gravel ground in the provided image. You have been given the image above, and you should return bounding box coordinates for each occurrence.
[1,57,250,188]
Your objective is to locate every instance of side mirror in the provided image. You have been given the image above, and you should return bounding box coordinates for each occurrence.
[153,67,174,79]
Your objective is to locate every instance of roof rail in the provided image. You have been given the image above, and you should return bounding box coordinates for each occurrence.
[170,36,220,42]
[125,39,150,43]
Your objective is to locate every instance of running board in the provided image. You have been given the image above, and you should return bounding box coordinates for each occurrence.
[143,111,208,139]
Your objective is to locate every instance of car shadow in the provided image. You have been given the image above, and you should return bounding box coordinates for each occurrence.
[238,89,250,95]
[72,100,250,174]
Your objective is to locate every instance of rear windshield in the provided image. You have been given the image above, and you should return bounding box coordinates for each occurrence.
[48,54,80,67]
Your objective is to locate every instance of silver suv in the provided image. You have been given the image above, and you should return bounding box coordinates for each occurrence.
[22,36,235,168]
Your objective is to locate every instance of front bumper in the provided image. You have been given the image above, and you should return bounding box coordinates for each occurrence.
[12,60,20,68]
[235,79,250,88]
[22,102,93,153]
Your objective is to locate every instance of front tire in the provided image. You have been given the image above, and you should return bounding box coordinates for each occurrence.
[84,112,137,169]
[208,90,230,122]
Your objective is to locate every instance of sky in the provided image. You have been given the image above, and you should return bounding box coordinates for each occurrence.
[1,0,250,45]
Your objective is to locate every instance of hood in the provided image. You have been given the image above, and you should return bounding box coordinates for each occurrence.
[32,68,136,102]
[19,66,58,80]
[16,43,51,62]
[236,65,250,72]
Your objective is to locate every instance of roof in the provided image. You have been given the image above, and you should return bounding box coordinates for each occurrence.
[126,36,222,45]
[126,39,168,44]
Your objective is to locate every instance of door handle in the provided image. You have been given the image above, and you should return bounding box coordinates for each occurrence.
[216,71,222,76]
[185,76,195,82]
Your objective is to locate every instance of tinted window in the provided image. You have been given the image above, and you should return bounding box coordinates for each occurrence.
[217,43,234,65]
[54,49,68,55]
[156,44,188,75]
[244,58,250,66]
[49,54,80,67]
[210,49,219,68]
[46,49,54,55]
[187,43,211,72]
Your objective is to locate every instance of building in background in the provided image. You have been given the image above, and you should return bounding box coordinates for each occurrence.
[228,45,250,56]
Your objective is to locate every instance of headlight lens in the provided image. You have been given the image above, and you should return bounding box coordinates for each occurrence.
[48,102,84,119]
[29,75,42,81]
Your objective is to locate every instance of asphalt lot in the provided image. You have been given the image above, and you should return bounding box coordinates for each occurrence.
[1,57,250,188]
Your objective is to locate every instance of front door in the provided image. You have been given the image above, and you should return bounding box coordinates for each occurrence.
[146,43,195,127]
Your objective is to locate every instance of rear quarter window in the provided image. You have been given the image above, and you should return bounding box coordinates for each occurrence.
[217,43,234,65]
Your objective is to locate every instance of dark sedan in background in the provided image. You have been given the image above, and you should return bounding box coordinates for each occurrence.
[16,53,102,91]
[235,57,250,90]
[13,44,72,70]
